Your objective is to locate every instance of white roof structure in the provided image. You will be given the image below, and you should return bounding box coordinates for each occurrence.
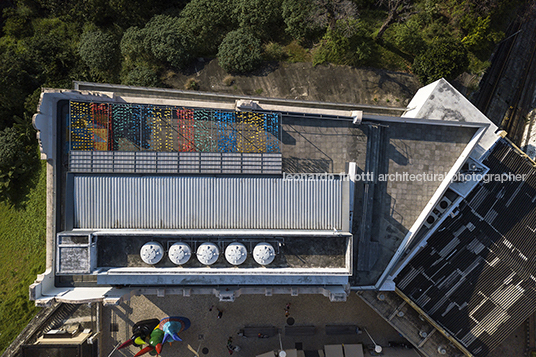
[403,78,500,159]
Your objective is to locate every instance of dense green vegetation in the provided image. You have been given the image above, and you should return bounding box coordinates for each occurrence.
[0,0,527,352]
[0,160,46,354]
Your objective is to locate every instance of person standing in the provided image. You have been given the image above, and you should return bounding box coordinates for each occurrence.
[284,302,291,317]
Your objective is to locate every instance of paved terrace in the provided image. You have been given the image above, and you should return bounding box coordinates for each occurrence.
[354,122,477,286]
[104,292,405,357]
[279,116,477,285]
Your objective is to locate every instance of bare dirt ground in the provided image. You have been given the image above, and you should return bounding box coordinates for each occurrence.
[164,59,421,107]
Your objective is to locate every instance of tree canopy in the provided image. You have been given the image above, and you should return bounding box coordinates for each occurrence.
[179,0,238,55]
[217,28,262,73]
[0,124,39,204]
[79,28,120,81]
[412,37,470,84]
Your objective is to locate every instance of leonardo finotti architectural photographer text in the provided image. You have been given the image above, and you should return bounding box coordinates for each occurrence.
[283,172,527,183]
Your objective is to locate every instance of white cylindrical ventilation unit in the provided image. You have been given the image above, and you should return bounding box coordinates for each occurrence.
[140,242,164,265]
[225,242,248,265]
[168,242,192,265]
[253,242,275,265]
[197,243,220,265]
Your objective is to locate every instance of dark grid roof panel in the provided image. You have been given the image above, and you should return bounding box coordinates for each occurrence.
[395,139,536,357]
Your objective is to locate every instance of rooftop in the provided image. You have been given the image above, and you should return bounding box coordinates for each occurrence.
[395,138,536,357]
[29,80,493,299]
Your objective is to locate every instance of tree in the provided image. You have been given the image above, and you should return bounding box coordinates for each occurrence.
[120,15,192,70]
[460,16,503,53]
[412,37,469,84]
[108,0,185,28]
[179,0,238,56]
[144,15,192,69]
[282,0,315,41]
[0,42,37,130]
[312,19,372,67]
[2,4,35,38]
[0,124,39,204]
[123,66,160,87]
[389,18,426,56]
[217,28,262,73]
[120,26,148,64]
[309,0,358,32]
[79,29,120,80]
[24,17,85,87]
[375,0,413,42]
[235,0,284,41]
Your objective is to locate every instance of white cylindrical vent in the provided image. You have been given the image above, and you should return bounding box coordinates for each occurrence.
[169,242,192,265]
[374,346,382,353]
[140,242,164,265]
[253,242,275,265]
[225,242,247,265]
[197,243,220,265]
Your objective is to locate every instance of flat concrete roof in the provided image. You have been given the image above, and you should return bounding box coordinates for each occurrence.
[103,292,404,357]
[31,80,485,304]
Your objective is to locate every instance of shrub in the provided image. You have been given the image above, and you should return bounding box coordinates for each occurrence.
[223,75,235,86]
[217,29,262,73]
[389,19,426,56]
[312,19,372,67]
[285,40,310,63]
[313,29,348,66]
[263,42,287,61]
[184,78,200,90]
[123,66,160,87]
[412,37,469,84]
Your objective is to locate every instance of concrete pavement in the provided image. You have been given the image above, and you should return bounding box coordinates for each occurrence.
[103,292,404,357]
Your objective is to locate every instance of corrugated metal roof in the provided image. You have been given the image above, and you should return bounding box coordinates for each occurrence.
[72,176,346,230]
[395,139,536,357]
